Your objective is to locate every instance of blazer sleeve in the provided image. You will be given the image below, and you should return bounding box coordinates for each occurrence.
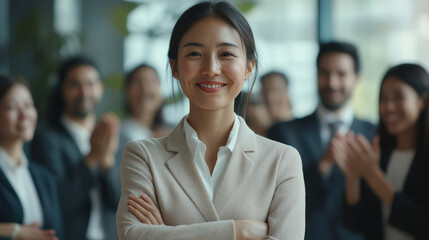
[266,146,306,240]
[30,131,98,217]
[388,192,429,238]
[116,141,235,240]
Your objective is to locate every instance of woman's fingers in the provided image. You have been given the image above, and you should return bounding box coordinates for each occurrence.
[128,194,164,225]
[128,204,151,224]
[128,195,158,225]
[141,194,164,225]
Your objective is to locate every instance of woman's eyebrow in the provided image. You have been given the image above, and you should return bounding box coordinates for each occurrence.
[182,42,239,48]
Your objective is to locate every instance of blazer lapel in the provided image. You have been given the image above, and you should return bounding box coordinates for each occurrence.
[213,117,255,214]
[306,113,324,163]
[165,118,219,222]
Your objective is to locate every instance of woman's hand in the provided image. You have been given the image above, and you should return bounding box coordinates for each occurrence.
[128,194,164,225]
[234,220,268,240]
[345,134,380,177]
[332,132,360,179]
[16,223,58,240]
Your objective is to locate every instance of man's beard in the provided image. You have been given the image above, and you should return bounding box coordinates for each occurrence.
[319,88,351,111]
[71,97,97,119]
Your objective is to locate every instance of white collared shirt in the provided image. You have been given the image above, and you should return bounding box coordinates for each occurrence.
[183,114,240,200]
[316,104,354,148]
[383,149,414,240]
[61,115,104,240]
[0,148,43,225]
[120,117,152,142]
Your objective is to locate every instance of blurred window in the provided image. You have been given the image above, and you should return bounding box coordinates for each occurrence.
[333,0,429,122]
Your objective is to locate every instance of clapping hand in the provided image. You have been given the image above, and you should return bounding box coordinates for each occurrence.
[86,112,119,170]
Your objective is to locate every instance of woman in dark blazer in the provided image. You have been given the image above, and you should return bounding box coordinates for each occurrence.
[0,75,62,240]
[333,63,429,239]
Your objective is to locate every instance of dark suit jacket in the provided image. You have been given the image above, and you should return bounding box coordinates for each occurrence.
[0,161,63,240]
[30,121,121,240]
[343,149,429,239]
[268,111,376,240]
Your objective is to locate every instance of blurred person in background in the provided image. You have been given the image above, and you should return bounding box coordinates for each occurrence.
[268,41,375,240]
[335,63,429,239]
[246,71,293,137]
[30,56,120,240]
[0,75,62,240]
[260,71,293,122]
[119,64,169,147]
[116,63,171,167]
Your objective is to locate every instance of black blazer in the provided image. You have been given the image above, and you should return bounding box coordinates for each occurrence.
[0,160,63,240]
[343,149,429,239]
[30,121,120,240]
[268,111,376,240]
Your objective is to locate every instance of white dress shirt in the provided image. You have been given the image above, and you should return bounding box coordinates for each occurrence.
[120,117,152,142]
[0,148,43,225]
[316,104,354,148]
[383,150,414,240]
[61,116,105,240]
[183,114,240,200]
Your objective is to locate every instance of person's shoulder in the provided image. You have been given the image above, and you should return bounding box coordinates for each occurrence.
[352,117,377,136]
[269,113,316,132]
[28,161,55,181]
[254,134,299,154]
[33,121,65,139]
[354,117,376,128]
[123,136,169,156]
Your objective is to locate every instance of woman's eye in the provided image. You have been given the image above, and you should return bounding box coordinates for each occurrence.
[220,52,234,57]
[187,52,201,57]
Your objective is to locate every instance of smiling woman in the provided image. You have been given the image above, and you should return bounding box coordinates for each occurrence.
[0,75,63,240]
[116,2,305,240]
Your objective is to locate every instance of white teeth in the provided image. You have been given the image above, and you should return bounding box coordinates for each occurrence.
[199,84,222,88]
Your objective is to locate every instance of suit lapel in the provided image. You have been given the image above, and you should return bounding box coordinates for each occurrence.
[306,113,324,163]
[165,118,219,222]
[28,164,49,228]
[213,117,255,214]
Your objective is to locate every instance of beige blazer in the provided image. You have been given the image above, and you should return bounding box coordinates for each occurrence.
[116,116,305,240]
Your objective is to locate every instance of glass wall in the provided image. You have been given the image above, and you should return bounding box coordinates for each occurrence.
[124,0,318,124]
[333,0,429,122]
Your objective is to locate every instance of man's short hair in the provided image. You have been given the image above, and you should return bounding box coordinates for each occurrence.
[316,41,360,74]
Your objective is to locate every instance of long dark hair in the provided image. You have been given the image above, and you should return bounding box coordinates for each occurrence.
[125,63,164,128]
[378,63,429,184]
[167,1,259,116]
[47,55,100,124]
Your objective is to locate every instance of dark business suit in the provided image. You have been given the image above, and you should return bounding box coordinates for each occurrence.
[343,149,429,239]
[30,121,120,240]
[0,161,63,240]
[268,111,375,240]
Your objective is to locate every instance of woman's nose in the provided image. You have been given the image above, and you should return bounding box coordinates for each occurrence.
[201,55,221,77]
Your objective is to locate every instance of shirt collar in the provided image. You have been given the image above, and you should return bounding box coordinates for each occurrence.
[183,113,240,154]
[316,103,354,128]
[61,115,92,154]
[0,147,28,172]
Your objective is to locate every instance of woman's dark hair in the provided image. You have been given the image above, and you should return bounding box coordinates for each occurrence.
[378,64,429,181]
[48,55,100,124]
[260,71,289,88]
[0,75,30,101]
[168,1,258,116]
[125,63,164,128]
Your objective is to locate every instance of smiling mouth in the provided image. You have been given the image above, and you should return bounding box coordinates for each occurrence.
[196,83,226,88]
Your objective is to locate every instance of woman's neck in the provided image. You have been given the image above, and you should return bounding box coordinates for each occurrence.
[132,110,155,129]
[396,124,418,150]
[0,140,23,165]
[187,106,235,149]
